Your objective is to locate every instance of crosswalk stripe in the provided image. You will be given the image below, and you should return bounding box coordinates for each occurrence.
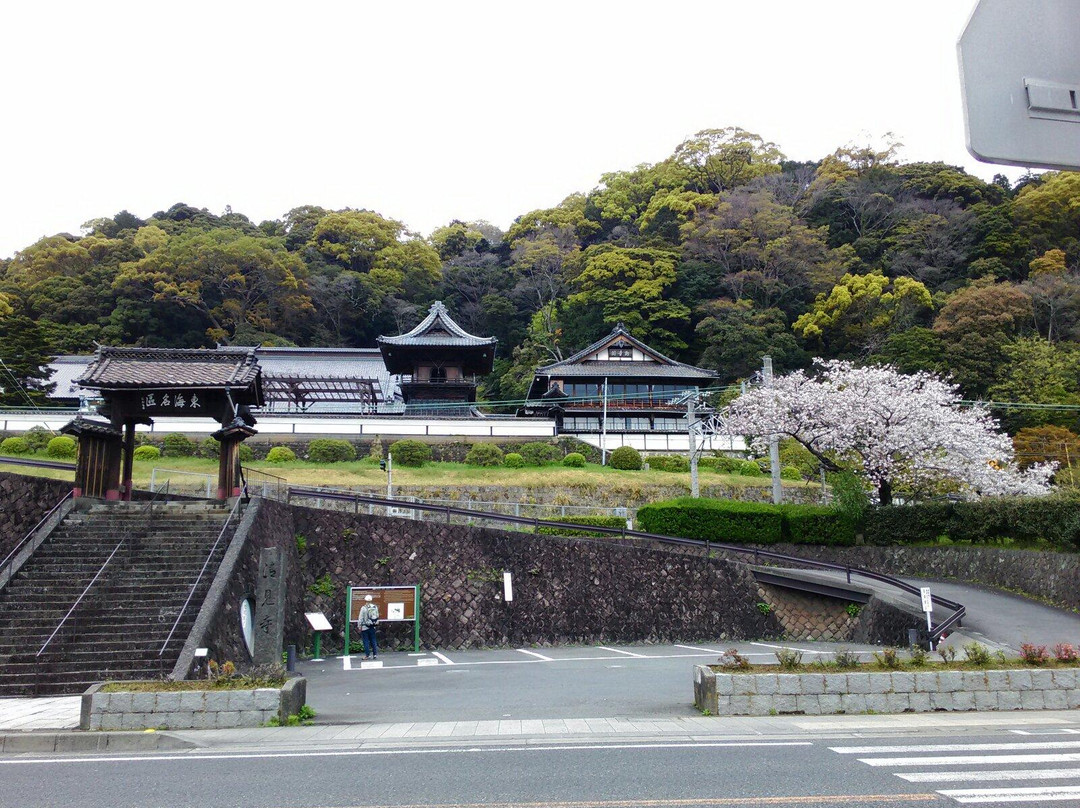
[897,767,1080,783]
[831,741,1080,754]
[938,784,1080,803]
[859,753,1080,767]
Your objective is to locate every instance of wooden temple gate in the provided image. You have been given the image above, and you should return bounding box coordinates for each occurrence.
[61,347,264,501]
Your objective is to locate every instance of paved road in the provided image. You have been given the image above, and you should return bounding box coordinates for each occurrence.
[6,720,1080,807]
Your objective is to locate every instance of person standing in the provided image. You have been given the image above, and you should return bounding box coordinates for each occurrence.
[358,594,379,660]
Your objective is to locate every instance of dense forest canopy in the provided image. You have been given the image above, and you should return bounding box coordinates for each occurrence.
[2,126,1079,437]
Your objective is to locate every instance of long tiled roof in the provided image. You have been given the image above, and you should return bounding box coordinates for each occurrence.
[377,301,496,348]
[77,347,261,390]
[535,324,717,379]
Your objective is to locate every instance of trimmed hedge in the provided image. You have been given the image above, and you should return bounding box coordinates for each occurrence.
[390,439,431,467]
[609,446,643,471]
[647,454,690,473]
[782,505,856,546]
[562,452,586,468]
[863,496,1080,548]
[536,515,628,538]
[637,498,784,544]
[780,466,803,481]
[22,427,51,452]
[519,442,561,466]
[266,446,296,463]
[162,433,197,457]
[0,437,31,455]
[45,436,77,459]
[504,452,525,468]
[465,443,504,466]
[133,445,161,461]
[308,438,357,463]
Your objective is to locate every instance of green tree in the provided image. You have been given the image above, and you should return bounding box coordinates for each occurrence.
[671,127,785,193]
[695,300,806,380]
[988,337,1080,430]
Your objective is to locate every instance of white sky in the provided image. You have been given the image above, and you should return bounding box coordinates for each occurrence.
[0,0,1008,260]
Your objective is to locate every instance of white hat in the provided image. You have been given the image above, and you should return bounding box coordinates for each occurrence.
[364,594,373,601]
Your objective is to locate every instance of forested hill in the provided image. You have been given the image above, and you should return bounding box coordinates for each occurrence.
[2,126,1079,432]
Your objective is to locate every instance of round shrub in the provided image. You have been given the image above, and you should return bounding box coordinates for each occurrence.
[647,454,690,473]
[266,446,296,463]
[504,452,525,468]
[45,436,77,459]
[22,426,52,452]
[562,452,586,468]
[465,443,504,466]
[735,459,765,477]
[0,437,31,455]
[390,439,431,467]
[308,438,357,463]
[519,442,561,466]
[781,466,803,481]
[609,446,643,471]
[133,445,161,461]
[162,432,197,457]
[200,437,221,459]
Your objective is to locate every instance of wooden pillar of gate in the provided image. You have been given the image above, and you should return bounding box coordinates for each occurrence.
[61,419,124,500]
[213,424,256,500]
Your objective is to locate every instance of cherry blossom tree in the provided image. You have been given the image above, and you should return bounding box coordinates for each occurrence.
[726,359,1055,505]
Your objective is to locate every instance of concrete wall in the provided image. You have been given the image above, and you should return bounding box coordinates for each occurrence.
[694,665,1080,716]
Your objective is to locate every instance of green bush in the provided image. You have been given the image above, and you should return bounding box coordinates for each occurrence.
[735,459,765,477]
[22,426,52,452]
[562,452,586,468]
[782,504,856,546]
[465,443,504,466]
[0,437,31,455]
[266,446,296,463]
[780,466,803,481]
[238,443,254,462]
[45,436,77,459]
[162,433,196,457]
[308,438,357,463]
[390,439,431,467]
[637,498,784,544]
[711,455,744,474]
[519,442,561,466]
[862,495,1080,548]
[647,454,690,473]
[504,452,525,468]
[609,446,643,470]
[133,445,161,461]
[697,457,719,470]
[536,515,627,537]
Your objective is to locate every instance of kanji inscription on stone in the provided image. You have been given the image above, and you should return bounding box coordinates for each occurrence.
[253,547,286,666]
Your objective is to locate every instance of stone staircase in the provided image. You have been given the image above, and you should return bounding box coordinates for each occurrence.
[0,500,240,696]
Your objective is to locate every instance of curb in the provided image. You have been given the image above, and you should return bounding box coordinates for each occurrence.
[0,730,196,754]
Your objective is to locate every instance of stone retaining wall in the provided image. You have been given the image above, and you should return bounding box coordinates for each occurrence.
[694,665,1080,716]
[0,472,72,560]
[80,676,306,730]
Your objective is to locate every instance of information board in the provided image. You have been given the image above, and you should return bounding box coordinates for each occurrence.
[349,585,417,623]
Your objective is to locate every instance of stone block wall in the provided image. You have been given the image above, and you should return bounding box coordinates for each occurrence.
[694,665,1080,715]
[80,677,306,730]
[294,504,781,652]
[0,472,72,560]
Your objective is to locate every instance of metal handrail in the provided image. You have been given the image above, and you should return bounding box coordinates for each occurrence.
[158,490,245,657]
[0,489,74,581]
[0,456,76,471]
[36,483,169,658]
[287,485,965,641]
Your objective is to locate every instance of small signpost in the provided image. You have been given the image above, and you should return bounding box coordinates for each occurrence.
[345,585,420,654]
[920,587,935,651]
[305,612,332,661]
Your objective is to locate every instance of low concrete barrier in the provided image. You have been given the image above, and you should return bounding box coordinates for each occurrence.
[694,665,1080,715]
[80,676,306,730]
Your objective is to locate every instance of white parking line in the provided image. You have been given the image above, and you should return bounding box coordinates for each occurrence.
[517,649,553,661]
[860,753,1080,767]
[897,768,1080,783]
[939,784,1080,802]
[431,651,454,665]
[342,655,352,670]
[749,641,827,655]
[834,742,1080,754]
[598,646,645,658]
[675,644,726,654]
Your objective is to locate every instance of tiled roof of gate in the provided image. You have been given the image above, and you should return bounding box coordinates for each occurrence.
[77,347,261,390]
[377,301,497,348]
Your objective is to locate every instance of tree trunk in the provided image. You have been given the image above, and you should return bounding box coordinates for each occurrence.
[877,479,893,506]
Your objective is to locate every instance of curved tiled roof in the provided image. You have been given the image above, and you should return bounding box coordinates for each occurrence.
[535,323,717,379]
[77,347,261,390]
[377,301,497,348]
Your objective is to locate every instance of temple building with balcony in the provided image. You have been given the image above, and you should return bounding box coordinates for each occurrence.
[377,301,497,417]
[522,324,722,450]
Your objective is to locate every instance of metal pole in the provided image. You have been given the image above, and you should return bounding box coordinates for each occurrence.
[601,378,608,465]
[344,586,352,657]
[763,356,782,506]
[387,453,393,500]
[413,586,420,652]
[688,396,699,498]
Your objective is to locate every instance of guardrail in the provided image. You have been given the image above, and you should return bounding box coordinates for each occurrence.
[0,455,76,471]
[285,485,965,642]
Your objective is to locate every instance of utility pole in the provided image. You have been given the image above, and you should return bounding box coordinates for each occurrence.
[688,395,699,498]
[763,356,782,506]
[601,377,608,465]
[380,453,393,500]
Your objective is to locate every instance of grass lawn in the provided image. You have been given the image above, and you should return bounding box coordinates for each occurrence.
[0,452,818,499]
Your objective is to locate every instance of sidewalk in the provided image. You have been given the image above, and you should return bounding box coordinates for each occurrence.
[2,703,1078,755]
